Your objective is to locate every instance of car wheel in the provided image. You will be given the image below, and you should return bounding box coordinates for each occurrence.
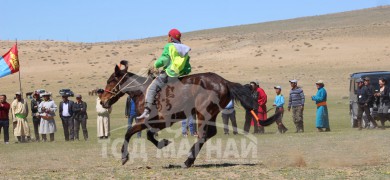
[351,110,357,128]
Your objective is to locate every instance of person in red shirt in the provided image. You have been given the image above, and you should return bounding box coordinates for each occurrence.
[255,81,268,133]
[0,94,11,144]
[244,81,268,134]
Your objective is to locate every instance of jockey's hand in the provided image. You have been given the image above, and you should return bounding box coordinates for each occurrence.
[152,68,160,74]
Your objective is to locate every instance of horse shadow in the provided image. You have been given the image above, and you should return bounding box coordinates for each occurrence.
[163,163,258,169]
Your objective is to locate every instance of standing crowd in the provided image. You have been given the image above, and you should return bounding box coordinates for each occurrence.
[0,79,332,144]
[355,77,389,130]
[0,88,116,144]
[220,79,331,135]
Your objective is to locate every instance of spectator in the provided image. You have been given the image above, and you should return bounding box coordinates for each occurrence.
[38,92,57,142]
[363,77,375,128]
[73,95,88,141]
[244,82,262,134]
[374,78,389,129]
[97,89,112,139]
[125,95,141,138]
[221,99,238,135]
[11,92,31,142]
[0,94,11,144]
[255,81,267,133]
[356,79,378,130]
[288,79,305,133]
[31,92,42,142]
[182,114,197,137]
[59,94,74,141]
[311,80,330,132]
[273,86,288,134]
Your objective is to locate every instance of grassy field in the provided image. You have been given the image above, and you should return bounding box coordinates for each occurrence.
[1,6,390,179]
[1,96,390,179]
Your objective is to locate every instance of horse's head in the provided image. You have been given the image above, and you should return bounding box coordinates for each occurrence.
[100,60,129,108]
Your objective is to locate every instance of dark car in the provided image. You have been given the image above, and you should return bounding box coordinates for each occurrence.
[349,71,390,127]
[59,89,74,97]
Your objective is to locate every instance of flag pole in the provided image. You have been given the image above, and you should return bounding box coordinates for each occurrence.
[16,39,22,95]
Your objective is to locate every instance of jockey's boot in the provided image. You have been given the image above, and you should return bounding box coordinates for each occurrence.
[137,103,152,119]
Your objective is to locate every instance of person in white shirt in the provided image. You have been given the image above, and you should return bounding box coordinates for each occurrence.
[96,89,112,139]
[38,92,57,142]
[59,94,74,141]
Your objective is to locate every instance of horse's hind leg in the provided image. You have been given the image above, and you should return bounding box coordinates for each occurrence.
[183,116,217,168]
[122,123,147,165]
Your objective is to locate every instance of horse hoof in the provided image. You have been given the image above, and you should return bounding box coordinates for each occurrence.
[157,139,171,149]
[181,163,189,169]
[122,154,129,165]
[183,159,194,168]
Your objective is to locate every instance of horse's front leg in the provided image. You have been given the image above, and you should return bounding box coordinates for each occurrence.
[122,123,146,165]
[146,130,172,149]
[144,118,174,149]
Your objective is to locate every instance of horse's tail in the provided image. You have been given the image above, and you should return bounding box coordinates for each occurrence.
[258,111,281,126]
[226,82,280,127]
[226,82,256,110]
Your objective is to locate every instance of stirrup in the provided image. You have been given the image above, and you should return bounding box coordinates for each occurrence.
[137,109,150,119]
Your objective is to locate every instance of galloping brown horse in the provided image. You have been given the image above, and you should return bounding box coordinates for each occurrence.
[100,60,280,168]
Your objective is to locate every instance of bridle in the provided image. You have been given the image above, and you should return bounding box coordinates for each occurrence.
[105,72,151,98]
[104,72,129,96]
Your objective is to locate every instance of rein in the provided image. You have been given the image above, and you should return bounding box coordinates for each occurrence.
[105,72,151,97]
[118,76,150,91]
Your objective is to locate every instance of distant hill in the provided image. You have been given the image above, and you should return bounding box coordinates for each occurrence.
[0,6,389,99]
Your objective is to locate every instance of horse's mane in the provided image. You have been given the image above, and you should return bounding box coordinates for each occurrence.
[107,71,139,84]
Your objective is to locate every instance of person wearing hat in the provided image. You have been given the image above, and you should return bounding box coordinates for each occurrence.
[273,86,288,134]
[374,77,389,129]
[38,92,57,142]
[31,92,42,141]
[72,94,88,141]
[356,78,378,130]
[311,80,330,132]
[96,89,112,139]
[363,77,376,128]
[11,92,31,142]
[288,79,305,133]
[59,94,74,141]
[137,28,191,119]
[0,94,11,144]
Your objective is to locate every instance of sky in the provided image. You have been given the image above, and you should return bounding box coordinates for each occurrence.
[1,0,389,42]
